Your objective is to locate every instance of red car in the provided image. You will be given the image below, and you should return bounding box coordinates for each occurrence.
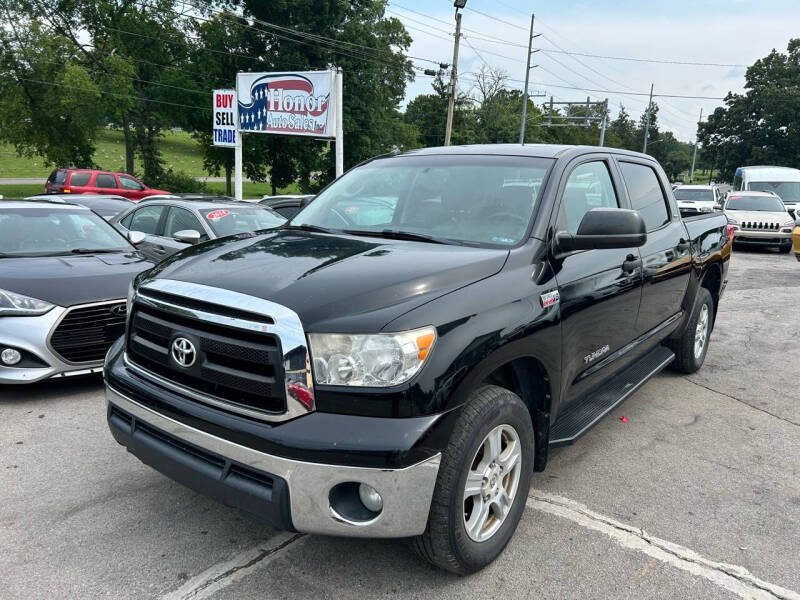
[45,168,170,201]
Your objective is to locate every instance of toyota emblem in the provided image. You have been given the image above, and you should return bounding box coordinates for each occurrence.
[171,337,196,368]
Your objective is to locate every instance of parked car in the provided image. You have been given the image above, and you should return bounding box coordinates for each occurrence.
[259,194,315,219]
[45,168,170,200]
[105,144,730,574]
[724,191,795,252]
[110,197,286,262]
[733,165,800,219]
[24,194,135,220]
[0,200,153,383]
[673,184,722,215]
[793,217,800,262]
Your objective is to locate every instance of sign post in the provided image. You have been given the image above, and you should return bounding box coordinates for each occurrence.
[233,69,342,201]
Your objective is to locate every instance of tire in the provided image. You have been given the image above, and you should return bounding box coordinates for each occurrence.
[412,385,534,574]
[779,242,791,254]
[670,287,714,374]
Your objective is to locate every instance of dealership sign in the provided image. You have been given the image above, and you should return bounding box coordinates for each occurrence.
[236,71,336,138]
[212,89,237,147]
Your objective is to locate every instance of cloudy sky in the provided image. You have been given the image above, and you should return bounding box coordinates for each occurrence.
[389,0,798,141]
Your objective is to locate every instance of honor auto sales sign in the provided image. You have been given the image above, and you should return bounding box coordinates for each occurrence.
[236,71,336,138]
[212,90,237,147]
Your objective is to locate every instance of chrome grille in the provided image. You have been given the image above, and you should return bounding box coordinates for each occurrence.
[124,279,314,422]
[741,221,780,230]
[50,301,126,363]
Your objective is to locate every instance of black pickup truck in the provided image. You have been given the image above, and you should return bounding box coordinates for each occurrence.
[104,144,730,574]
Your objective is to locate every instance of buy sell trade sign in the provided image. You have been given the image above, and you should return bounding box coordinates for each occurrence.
[212,89,238,147]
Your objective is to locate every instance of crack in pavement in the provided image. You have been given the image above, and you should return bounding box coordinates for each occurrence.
[160,532,306,600]
[683,378,800,428]
[528,492,800,600]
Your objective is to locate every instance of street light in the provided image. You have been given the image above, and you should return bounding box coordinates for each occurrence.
[454,0,467,8]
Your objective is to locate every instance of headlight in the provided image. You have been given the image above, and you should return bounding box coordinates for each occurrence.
[782,218,795,227]
[308,327,436,387]
[0,289,54,317]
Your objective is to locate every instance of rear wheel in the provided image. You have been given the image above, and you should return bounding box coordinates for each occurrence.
[412,385,533,574]
[670,287,714,373]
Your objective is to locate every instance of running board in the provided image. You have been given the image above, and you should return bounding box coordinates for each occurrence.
[549,345,675,446]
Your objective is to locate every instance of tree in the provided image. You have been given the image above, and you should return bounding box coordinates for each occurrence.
[405,72,474,147]
[0,15,103,168]
[699,39,800,182]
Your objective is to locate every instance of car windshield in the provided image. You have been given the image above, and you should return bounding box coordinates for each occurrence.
[674,188,714,201]
[291,154,554,246]
[202,206,286,236]
[726,196,786,212]
[748,181,800,203]
[0,207,131,257]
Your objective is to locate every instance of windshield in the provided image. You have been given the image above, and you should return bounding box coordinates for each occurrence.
[292,154,554,246]
[0,207,130,257]
[674,188,714,202]
[747,181,800,203]
[726,195,786,212]
[202,206,286,236]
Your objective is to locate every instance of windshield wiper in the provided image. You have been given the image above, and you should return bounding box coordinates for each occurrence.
[285,223,335,234]
[69,248,125,254]
[342,229,461,246]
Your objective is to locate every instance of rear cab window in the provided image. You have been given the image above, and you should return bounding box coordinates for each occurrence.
[48,170,68,185]
[618,161,671,231]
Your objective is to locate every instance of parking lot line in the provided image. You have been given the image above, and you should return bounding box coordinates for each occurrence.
[528,491,800,600]
[159,532,306,600]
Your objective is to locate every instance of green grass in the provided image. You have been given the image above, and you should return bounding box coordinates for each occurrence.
[0,128,207,179]
[0,184,44,198]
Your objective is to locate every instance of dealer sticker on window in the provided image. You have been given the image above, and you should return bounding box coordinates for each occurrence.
[206,209,230,220]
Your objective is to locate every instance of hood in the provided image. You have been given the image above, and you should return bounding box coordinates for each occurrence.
[146,230,509,332]
[726,210,791,224]
[1,252,153,307]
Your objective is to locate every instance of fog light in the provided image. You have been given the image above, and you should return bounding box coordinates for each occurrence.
[1,348,22,366]
[358,483,383,512]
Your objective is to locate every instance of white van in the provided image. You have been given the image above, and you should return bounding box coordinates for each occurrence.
[733,166,800,218]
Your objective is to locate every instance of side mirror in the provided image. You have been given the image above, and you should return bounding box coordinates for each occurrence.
[127,230,146,245]
[555,208,647,255]
[173,229,201,244]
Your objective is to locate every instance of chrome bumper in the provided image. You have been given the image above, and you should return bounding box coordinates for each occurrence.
[106,385,441,538]
[0,307,103,383]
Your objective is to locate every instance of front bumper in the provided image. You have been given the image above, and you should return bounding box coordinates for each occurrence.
[0,307,103,384]
[106,385,441,537]
[732,229,792,245]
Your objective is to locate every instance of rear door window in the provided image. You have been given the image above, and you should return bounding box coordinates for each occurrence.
[618,162,671,231]
[95,173,118,188]
[69,172,92,186]
[128,205,166,235]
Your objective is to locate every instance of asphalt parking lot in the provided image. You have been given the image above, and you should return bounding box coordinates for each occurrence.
[2,247,799,600]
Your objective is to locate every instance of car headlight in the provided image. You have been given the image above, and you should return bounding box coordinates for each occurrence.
[782,218,795,227]
[308,327,436,387]
[0,288,54,317]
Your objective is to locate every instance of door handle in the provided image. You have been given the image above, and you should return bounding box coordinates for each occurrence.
[622,254,642,274]
[676,238,690,251]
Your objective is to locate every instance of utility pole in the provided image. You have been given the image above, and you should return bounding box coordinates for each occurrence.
[689,107,703,183]
[519,13,536,145]
[642,83,654,154]
[599,99,608,146]
[444,2,465,146]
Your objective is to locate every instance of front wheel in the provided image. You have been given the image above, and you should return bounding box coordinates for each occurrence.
[412,385,534,574]
[779,242,792,254]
